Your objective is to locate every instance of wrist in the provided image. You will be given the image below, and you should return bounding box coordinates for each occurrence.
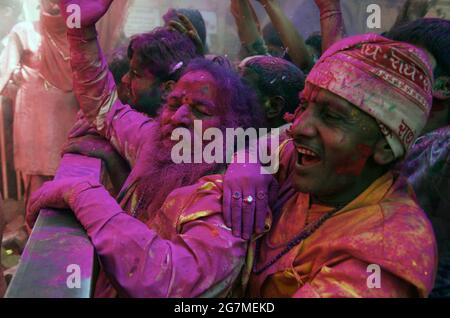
[66,180,102,211]
[318,1,341,13]
[262,0,280,12]
[320,8,342,20]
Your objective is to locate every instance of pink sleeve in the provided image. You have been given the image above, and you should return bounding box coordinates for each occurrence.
[291,258,416,298]
[67,27,155,163]
[69,181,247,298]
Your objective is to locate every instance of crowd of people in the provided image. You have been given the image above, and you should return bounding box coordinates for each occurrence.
[1,0,449,298]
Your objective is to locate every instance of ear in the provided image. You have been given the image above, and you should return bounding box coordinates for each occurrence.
[160,80,176,100]
[266,96,286,119]
[373,138,395,166]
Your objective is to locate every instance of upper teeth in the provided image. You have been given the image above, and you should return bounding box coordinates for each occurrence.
[298,147,317,157]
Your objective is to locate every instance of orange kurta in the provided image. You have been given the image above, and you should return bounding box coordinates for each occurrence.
[249,140,438,298]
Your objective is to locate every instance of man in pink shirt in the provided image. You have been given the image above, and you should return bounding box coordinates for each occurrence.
[27,0,266,297]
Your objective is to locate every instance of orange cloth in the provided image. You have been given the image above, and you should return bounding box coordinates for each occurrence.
[249,140,438,298]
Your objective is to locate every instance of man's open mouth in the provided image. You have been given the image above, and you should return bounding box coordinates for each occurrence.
[296,145,322,167]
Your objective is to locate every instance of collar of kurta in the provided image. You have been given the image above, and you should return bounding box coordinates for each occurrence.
[332,171,395,216]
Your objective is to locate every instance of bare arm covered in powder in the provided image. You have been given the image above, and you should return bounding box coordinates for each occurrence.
[314,0,346,52]
[257,0,314,71]
[28,177,248,298]
[230,0,268,58]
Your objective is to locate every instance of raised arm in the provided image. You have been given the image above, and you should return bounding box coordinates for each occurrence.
[257,0,314,71]
[60,0,154,162]
[230,0,268,58]
[314,0,346,52]
[28,177,248,297]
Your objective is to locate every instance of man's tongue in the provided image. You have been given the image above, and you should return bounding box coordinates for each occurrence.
[301,154,321,166]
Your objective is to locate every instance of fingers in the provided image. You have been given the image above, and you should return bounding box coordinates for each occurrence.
[62,142,80,155]
[26,186,48,229]
[242,192,256,240]
[168,20,188,34]
[175,14,204,55]
[177,14,195,32]
[223,186,233,228]
[188,30,204,55]
[230,188,243,238]
[68,122,91,138]
[255,188,269,235]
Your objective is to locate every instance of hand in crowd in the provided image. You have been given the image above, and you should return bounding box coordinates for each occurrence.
[168,13,205,56]
[67,116,96,139]
[223,161,278,239]
[58,0,113,28]
[62,134,116,162]
[26,177,93,229]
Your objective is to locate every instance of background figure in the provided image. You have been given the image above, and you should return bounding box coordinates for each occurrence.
[0,0,22,201]
[108,45,131,105]
[305,32,322,63]
[163,8,208,53]
[0,193,5,297]
[262,22,287,59]
[0,0,79,211]
[0,0,22,52]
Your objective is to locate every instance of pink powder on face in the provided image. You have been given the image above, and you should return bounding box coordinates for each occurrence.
[335,144,373,176]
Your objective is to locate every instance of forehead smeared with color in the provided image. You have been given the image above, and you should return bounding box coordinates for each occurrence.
[176,70,217,99]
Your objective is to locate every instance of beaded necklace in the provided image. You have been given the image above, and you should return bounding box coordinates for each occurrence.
[253,205,343,275]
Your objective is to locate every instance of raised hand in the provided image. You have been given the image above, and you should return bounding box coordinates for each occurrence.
[168,13,204,56]
[59,0,114,28]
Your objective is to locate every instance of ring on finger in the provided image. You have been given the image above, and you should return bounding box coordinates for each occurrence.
[243,195,254,204]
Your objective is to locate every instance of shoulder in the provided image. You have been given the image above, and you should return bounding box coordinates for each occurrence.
[361,180,437,295]
[317,178,437,296]
[157,175,226,234]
